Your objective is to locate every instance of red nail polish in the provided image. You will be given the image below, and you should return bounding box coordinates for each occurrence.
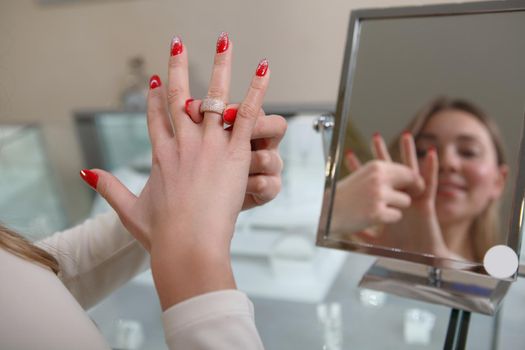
[373,132,380,138]
[171,36,183,56]
[80,169,98,190]
[402,131,411,137]
[346,149,353,157]
[256,58,268,77]
[216,32,229,53]
[223,108,238,124]
[428,146,436,154]
[185,98,194,115]
[149,75,161,89]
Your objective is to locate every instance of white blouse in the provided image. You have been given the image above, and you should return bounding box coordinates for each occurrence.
[0,211,264,349]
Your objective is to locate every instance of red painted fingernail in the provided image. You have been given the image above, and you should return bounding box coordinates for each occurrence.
[256,58,269,77]
[346,149,354,157]
[171,35,183,56]
[80,169,98,190]
[149,75,161,89]
[428,146,436,154]
[223,108,238,124]
[185,98,194,115]
[373,132,380,138]
[403,131,411,137]
[216,32,229,53]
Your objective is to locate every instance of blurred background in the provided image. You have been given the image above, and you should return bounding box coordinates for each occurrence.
[1,1,524,350]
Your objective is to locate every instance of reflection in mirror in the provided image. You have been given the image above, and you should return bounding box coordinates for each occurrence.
[322,7,525,273]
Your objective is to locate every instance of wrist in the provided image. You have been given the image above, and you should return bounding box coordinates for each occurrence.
[150,237,235,311]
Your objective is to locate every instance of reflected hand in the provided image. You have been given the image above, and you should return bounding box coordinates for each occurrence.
[347,133,452,257]
[331,159,417,235]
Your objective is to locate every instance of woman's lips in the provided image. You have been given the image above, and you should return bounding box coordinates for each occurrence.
[437,181,467,197]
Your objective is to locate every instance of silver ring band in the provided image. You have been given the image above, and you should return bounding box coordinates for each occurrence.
[200,97,226,115]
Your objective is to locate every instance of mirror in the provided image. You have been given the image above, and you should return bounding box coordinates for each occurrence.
[317,0,525,278]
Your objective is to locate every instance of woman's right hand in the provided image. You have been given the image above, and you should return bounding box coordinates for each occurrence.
[81,34,275,309]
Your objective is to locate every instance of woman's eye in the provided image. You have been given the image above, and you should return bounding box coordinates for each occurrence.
[458,148,479,158]
[416,148,427,159]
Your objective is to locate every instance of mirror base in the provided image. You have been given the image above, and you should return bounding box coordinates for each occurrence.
[359,258,511,315]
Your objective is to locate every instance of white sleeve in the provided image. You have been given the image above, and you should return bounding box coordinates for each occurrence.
[0,249,111,350]
[36,210,150,310]
[162,290,264,350]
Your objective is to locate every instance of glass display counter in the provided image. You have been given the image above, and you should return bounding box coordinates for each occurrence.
[1,111,524,349]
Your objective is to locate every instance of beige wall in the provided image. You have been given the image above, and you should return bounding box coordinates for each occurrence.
[0,0,480,223]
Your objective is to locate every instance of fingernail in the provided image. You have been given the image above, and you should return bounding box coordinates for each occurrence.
[80,169,98,190]
[428,146,436,154]
[171,35,183,56]
[216,32,229,54]
[185,98,194,115]
[223,108,238,124]
[345,149,353,157]
[373,132,381,138]
[402,131,411,137]
[149,75,161,89]
[256,58,269,77]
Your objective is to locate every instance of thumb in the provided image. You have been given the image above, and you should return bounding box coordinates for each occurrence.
[80,169,137,219]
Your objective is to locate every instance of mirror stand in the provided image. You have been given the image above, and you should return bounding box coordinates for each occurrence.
[358,258,511,316]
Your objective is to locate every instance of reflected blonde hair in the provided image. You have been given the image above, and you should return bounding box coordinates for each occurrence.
[392,97,507,262]
[0,225,59,274]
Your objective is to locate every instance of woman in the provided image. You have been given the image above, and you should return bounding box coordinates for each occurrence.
[0,32,286,349]
[338,97,508,262]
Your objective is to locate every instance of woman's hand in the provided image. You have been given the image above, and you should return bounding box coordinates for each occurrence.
[331,159,419,235]
[185,100,286,210]
[341,133,453,257]
[81,34,279,309]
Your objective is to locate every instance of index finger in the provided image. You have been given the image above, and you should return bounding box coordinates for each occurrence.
[231,59,270,146]
[372,133,392,162]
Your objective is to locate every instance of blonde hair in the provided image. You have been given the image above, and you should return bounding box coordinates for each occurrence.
[392,97,507,262]
[0,225,60,274]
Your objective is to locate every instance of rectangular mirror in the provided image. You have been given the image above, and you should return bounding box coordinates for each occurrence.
[317,0,525,279]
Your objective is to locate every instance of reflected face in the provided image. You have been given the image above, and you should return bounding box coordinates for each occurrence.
[415,109,506,225]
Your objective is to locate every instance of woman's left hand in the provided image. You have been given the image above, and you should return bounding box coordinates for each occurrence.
[185,100,286,210]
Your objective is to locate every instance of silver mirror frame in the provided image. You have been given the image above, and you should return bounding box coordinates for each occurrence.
[317,0,525,286]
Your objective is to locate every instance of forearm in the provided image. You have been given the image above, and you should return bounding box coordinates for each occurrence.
[37,211,149,309]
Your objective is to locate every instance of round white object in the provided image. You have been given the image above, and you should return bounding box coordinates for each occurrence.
[483,245,519,279]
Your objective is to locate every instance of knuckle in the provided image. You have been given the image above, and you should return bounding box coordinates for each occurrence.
[257,151,271,170]
[238,103,258,120]
[368,160,384,173]
[250,77,266,92]
[206,86,224,100]
[213,54,228,67]
[167,86,184,105]
[255,177,267,194]
[168,56,184,69]
[147,102,165,118]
